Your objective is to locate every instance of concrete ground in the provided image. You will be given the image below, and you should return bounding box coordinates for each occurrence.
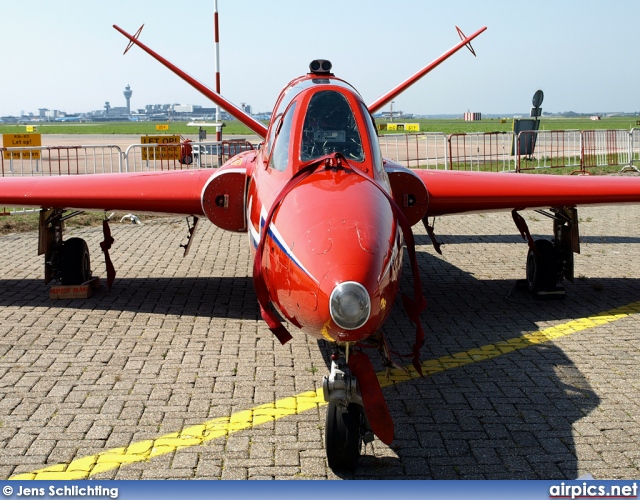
[0,204,639,479]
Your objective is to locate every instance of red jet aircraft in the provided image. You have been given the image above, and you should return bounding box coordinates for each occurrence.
[2,24,640,470]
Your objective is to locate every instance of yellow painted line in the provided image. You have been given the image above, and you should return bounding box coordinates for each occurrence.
[10,300,640,480]
[378,300,640,386]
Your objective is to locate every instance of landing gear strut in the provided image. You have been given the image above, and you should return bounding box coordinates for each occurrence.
[322,346,373,471]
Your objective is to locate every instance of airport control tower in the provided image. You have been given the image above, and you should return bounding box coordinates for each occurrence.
[123,84,133,114]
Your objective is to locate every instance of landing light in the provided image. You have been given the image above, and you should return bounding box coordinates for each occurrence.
[329,281,371,330]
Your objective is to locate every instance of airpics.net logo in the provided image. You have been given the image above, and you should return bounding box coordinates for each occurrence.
[550,482,638,499]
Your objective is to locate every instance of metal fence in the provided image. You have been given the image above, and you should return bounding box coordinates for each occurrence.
[1,145,123,176]
[447,132,516,172]
[3,132,635,178]
[378,133,447,168]
[632,128,640,168]
[123,140,254,172]
[516,130,582,172]
[381,129,638,174]
[0,139,254,215]
[0,140,256,177]
[124,143,195,172]
[581,129,631,171]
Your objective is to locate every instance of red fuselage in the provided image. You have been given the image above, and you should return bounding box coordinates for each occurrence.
[245,74,403,344]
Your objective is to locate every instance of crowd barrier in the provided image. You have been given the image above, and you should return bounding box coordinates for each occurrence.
[581,130,631,171]
[0,140,253,215]
[378,133,447,168]
[379,129,640,174]
[2,130,639,214]
[0,145,123,177]
[632,129,640,168]
[0,140,254,177]
[516,130,582,172]
[447,132,515,172]
[123,139,254,172]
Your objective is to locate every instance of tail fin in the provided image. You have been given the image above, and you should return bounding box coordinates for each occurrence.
[367,26,487,114]
[113,24,268,138]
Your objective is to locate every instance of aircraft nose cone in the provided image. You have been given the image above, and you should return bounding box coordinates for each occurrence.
[317,259,391,343]
[307,210,399,342]
[264,170,401,342]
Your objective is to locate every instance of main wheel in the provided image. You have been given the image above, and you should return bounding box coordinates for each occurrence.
[325,402,363,471]
[526,239,558,293]
[61,238,91,285]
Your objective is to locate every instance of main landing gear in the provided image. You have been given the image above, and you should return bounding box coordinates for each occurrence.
[60,237,91,285]
[513,206,580,297]
[39,208,119,287]
[39,209,92,285]
[322,346,374,471]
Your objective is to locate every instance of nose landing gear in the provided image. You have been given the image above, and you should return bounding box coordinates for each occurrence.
[325,401,365,470]
[322,347,374,471]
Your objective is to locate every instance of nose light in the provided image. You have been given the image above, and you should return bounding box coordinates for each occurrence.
[309,59,332,74]
[329,281,371,330]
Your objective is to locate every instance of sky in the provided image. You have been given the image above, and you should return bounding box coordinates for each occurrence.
[1,0,639,118]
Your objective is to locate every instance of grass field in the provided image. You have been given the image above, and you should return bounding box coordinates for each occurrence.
[0,211,167,236]
[378,116,640,135]
[0,121,255,136]
[1,116,638,137]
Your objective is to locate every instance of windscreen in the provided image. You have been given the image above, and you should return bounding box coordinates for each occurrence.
[300,90,364,162]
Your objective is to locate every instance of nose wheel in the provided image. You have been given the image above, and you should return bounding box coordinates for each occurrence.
[322,347,373,471]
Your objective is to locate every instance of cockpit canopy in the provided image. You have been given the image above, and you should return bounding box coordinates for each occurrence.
[265,74,383,176]
[301,90,364,162]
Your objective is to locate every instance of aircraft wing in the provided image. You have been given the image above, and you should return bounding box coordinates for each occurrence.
[0,170,213,215]
[414,169,640,217]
